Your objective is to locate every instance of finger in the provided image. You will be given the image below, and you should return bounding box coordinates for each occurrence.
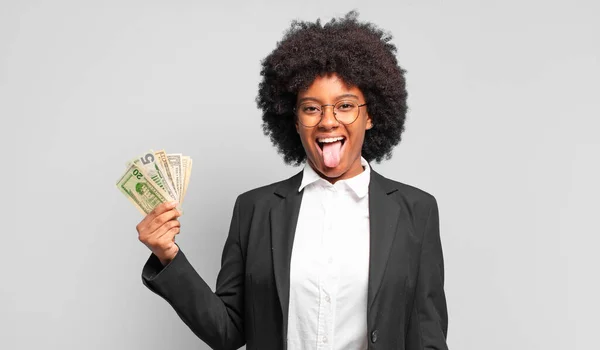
[158,232,178,253]
[150,220,181,240]
[141,224,179,249]
[137,201,177,234]
[137,201,178,232]
[146,209,181,234]
[163,226,180,241]
[156,226,180,247]
[138,215,179,246]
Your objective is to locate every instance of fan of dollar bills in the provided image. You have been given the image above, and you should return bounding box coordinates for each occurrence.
[116,150,192,215]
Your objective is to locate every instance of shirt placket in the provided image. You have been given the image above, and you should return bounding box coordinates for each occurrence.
[317,186,338,350]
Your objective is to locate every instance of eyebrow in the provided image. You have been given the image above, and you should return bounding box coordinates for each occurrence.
[297,93,360,104]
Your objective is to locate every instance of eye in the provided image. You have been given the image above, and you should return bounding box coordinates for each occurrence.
[301,104,321,114]
[336,102,357,111]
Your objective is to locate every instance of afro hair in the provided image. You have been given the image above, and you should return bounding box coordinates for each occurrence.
[256,11,408,165]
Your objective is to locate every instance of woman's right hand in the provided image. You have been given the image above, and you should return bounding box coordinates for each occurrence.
[136,201,182,266]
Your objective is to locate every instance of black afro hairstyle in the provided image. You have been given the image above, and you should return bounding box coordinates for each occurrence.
[256,10,408,166]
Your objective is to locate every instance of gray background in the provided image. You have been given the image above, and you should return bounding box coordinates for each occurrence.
[1,0,598,349]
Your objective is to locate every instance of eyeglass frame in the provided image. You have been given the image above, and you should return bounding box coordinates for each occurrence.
[293,101,368,128]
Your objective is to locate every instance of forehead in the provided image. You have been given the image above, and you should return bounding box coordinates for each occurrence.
[297,73,364,100]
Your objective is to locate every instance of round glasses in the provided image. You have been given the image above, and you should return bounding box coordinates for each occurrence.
[294,100,367,127]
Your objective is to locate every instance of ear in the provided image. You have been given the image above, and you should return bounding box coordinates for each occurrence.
[295,121,300,133]
[365,114,373,130]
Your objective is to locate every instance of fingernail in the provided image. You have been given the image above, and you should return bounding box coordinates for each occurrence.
[169,201,178,207]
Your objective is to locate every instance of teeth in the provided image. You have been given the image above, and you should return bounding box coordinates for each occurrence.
[318,137,344,143]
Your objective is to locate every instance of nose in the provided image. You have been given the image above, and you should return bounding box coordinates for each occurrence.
[318,105,339,129]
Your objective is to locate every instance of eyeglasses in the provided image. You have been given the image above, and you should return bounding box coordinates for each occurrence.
[293,100,367,128]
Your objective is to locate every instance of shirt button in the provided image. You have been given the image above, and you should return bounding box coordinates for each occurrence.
[325,295,331,302]
[328,256,333,264]
[370,330,378,343]
[323,336,328,343]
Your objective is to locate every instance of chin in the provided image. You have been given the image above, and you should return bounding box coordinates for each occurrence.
[311,158,348,179]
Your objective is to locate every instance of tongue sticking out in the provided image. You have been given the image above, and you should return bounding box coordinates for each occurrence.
[322,141,342,168]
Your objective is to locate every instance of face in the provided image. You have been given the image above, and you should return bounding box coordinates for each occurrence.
[295,73,372,183]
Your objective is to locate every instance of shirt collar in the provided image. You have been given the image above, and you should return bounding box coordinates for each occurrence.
[298,157,371,198]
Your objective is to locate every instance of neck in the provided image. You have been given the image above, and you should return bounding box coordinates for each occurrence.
[310,156,364,184]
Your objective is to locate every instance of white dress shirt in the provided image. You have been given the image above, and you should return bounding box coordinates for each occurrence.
[287,157,371,350]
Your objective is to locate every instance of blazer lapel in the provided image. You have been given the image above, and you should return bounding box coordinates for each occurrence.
[268,169,400,341]
[368,170,401,310]
[270,171,304,342]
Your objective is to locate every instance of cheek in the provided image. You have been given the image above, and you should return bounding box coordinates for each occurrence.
[297,130,314,149]
[352,133,366,151]
[348,124,367,149]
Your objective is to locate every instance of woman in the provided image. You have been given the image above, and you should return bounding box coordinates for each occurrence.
[137,11,449,350]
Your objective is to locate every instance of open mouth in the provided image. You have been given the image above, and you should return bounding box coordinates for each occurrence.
[316,136,346,168]
[316,136,346,150]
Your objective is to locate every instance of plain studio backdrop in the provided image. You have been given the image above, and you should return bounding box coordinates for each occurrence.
[1,0,598,349]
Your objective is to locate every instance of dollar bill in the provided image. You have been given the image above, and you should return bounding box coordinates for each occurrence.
[116,163,171,214]
[181,156,189,192]
[183,157,192,202]
[118,149,190,215]
[181,156,192,204]
[154,149,179,201]
[167,154,183,198]
[132,150,177,201]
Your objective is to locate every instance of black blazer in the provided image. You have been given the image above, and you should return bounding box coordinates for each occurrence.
[142,169,448,350]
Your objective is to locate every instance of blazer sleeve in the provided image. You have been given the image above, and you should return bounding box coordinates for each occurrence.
[405,196,449,350]
[141,196,246,350]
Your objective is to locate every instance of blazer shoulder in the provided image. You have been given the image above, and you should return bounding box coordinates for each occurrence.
[235,171,302,208]
[374,171,435,201]
[373,171,438,216]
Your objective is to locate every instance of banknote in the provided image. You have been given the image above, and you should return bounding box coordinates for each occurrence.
[167,154,183,198]
[117,150,192,214]
[154,149,178,201]
[116,163,171,215]
[132,150,178,201]
[182,158,192,203]
[181,156,190,204]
